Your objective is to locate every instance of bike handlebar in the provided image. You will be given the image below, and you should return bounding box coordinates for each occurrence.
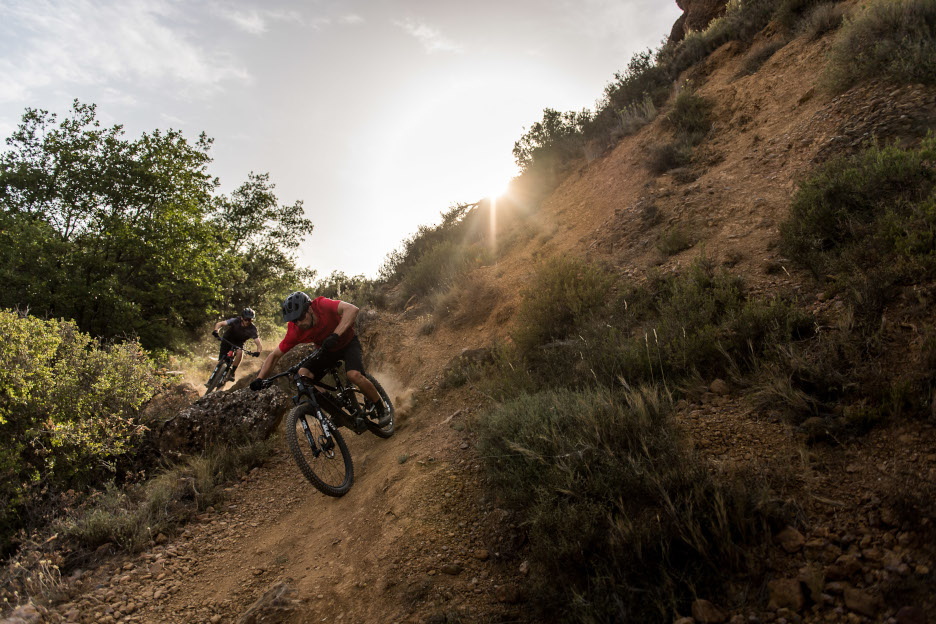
[213,334,260,356]
[258,348,326,387]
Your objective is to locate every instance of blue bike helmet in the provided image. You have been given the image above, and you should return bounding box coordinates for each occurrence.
[282,291,312,323]
[241,307,255,320]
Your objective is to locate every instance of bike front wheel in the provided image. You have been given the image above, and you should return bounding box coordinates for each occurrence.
[205,361,228,394]
[285,403,353,496]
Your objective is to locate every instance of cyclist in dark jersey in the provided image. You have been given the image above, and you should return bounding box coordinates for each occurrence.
[212,308,263,382]
[250,291,389,426]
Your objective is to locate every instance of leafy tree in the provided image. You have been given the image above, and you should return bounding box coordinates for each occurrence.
[512,108,592,173]
[213,171,316,331]
[0,101,226,348]
[0,101,317,349]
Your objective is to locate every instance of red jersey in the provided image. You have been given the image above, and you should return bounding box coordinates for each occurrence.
[278,297,355,354]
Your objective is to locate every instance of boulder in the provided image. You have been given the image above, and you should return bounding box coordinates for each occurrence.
[670,0,729,43]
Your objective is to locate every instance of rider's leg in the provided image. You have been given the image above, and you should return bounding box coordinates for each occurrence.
[346,369,381,404]
[231,348,244,379]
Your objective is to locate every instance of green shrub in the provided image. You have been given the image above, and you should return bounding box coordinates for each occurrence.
[62,438,273,552]
[799,2,847,40]
[492,260,811,398]
[476,387,777,622]
[0,310,161,552]
[736,39,788,77]
[656,225,696,256]
[780,136,936,281]
[400,240,490,301]
[667,88,714,146]
[646,140,694,174]
[511,257,614,353]
[823,0,936,92]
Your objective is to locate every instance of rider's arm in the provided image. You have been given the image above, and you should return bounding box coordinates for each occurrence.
[213,320,227,332]
[253,337,263,354]
[257,347,284,379]
[333,301,359,337]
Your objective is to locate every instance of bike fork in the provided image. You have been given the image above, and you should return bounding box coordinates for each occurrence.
[299,413,336,457]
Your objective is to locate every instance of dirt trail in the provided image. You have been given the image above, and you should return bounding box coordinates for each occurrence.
[55,369,522,624]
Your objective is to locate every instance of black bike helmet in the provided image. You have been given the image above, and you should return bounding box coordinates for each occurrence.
[241,307,255,320]
[282,291,312,323]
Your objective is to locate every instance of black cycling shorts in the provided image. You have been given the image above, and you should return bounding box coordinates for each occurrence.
[303,335,366,378]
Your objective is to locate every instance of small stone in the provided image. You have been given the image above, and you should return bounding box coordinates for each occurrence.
[827,554,862,580]
[519,561,529,575]
[440,564,463,576]
[472,549,489,561]
[895,605,927,624]
[710,379,730,396]
[210,616,222,624]
[692,598,727,623]
[843,587,879,617]
[768,578,804,611]
[775,527,806,553]
[674,618,695,624]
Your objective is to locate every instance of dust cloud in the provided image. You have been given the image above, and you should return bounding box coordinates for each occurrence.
[370,368,414,419]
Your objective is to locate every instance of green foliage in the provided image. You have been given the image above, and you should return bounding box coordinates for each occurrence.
[736,39,788,77]
[780,137,936,281]
[770,137,936,428]
[512,108,593,174]
[314,270,383,308]
[646,141,694,174]
[476,387,775,622]
[0,310,160,552]
[62,438,274,552]
[511,257,613,353]
[666,88,714,145]
[656,225,696,255]
[799,2,848,40]
[823,0,936,92]
[494,260,811,396]
[0,101,315,351]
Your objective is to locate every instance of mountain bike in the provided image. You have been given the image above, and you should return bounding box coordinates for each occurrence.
[205,335,258,394]
[256,348,395,496]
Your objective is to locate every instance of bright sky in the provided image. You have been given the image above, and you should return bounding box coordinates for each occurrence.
[0,0,682,280]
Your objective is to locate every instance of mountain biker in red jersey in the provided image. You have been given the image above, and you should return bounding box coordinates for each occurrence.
[211,307,263,382]
[250,292,390,426]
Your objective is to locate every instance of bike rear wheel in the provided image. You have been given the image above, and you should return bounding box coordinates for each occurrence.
[285,403,353,496]
[353,373,395,438]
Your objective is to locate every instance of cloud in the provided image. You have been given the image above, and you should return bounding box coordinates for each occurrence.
[394,18,463,54]
[339,14,364,25]
[218,6,307,34]
[558,0,680,49]
[0,0,250,104]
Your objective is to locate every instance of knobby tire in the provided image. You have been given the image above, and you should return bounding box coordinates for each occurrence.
[205,361,229,394]
[285,403,353,497]
[359,374,395,439]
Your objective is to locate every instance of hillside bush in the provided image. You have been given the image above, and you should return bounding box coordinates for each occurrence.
[666,88,714,145]
[799,2,847,40]
[0,310,160,552]
[736,39,788,77]
[780,136,936,282]
[772,137,936,428]
[61,438,273,553]
[823,0,936,92]
[511,257,613,353]
[476,387,777,622]
[495,260,812,396]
